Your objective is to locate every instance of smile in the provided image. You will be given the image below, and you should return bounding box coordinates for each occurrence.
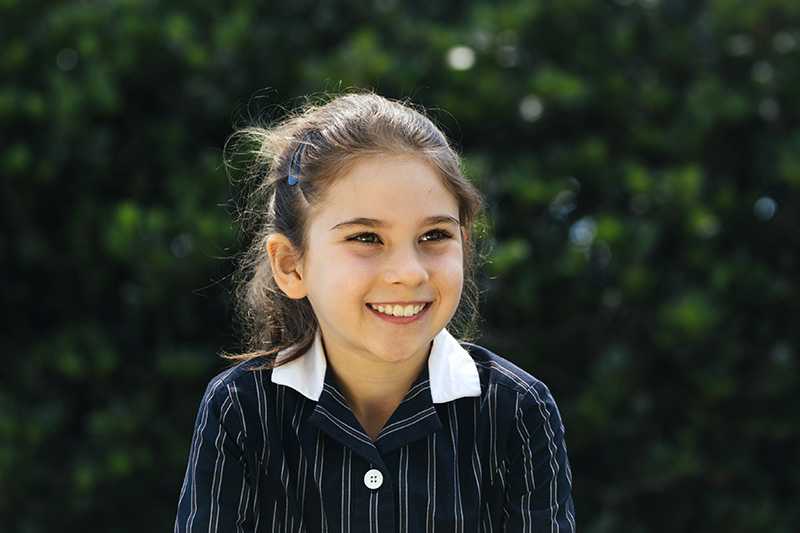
[366,302,431,324]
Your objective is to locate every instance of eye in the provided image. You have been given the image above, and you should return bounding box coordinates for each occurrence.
[420,228,454,242]
[347,232,382,245]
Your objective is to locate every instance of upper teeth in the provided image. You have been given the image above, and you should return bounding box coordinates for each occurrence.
[369,303,426,317]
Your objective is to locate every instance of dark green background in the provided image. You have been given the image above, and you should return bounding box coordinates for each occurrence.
[3,1,798,531]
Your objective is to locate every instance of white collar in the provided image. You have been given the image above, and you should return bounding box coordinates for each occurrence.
[271,328,481,403]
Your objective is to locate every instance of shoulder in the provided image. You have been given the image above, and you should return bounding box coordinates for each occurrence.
[199,357,274,408]
[459,340,566,435]
[189,358,277,451]
[460,341,555,401]
[460,342,569,459]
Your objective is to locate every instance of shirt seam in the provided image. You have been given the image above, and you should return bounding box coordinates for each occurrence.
[214,377,250,459]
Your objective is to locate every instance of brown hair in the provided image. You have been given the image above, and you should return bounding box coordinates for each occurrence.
[221,90,488,370]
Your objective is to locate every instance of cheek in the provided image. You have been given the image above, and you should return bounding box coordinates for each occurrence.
[431,251,464,288]
[321,256,376,296]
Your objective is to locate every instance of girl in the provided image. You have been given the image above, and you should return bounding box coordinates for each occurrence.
[174,92,575,532]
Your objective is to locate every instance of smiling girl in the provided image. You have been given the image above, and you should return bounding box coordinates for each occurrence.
[174,92,576,532]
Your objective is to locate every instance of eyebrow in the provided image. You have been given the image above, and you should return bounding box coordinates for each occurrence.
[330,215,461,231]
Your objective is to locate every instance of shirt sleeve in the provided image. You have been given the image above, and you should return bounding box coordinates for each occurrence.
[502,381,576,532]
[174,376,258,533]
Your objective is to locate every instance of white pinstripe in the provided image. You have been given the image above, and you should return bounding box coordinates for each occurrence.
[524,384,560,533]
[448,402,464,533]
[377,407,437,439]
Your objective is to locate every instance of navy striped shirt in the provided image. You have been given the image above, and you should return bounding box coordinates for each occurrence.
[174,328,576,532]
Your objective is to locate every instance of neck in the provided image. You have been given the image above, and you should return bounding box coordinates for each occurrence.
[324,340,431,433]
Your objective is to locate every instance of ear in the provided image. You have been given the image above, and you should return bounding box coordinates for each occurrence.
[266,233,307,299]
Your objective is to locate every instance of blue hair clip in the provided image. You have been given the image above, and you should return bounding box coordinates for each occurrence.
[287,141,306,186]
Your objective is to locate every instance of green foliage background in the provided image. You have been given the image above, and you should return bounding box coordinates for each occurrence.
[3,0,799,531]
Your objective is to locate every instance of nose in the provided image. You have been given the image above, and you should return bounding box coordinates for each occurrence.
[382,244,430,286]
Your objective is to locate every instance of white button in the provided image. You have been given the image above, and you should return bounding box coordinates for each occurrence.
[363,468,383,489]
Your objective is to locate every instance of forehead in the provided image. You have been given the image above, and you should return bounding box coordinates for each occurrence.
[310,155,459,225]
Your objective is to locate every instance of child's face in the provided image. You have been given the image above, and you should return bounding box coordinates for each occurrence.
[298,154,465,367]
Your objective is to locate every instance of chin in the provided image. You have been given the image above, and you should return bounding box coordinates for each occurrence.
[371,340,429,364]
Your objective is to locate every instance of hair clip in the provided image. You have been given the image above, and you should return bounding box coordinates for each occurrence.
[287,141,307,186]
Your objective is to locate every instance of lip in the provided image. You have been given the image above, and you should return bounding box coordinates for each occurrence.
[367,301,431,305]
[366,302,432,324]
